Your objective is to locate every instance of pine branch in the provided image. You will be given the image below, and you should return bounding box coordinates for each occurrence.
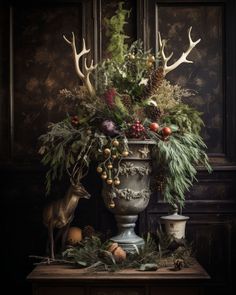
[150,131,212,208]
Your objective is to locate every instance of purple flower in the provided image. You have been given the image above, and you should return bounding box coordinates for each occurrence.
[101,120,119,136]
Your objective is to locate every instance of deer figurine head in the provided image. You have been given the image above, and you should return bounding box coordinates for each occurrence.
[63,33,97,97]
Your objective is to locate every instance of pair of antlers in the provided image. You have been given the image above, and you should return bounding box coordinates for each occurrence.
[63,27,201,96]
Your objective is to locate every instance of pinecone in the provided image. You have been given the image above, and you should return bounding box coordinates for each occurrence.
[144,105,162,121]
[143,67,164,98]
[174,258,185,270]
[83,225,95,238]
[121,94,132,111]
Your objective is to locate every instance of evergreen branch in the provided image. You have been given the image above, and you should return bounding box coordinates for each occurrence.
[104,2,130,63]
[151,131,212,208]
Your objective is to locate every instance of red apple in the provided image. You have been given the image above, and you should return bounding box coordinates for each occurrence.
[149,122,159,132]
[162,127,172,137]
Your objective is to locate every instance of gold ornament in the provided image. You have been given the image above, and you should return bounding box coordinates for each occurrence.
[107,178,113,185]
[104,148,111,155]
[114,178,120,186]
[101,172,107,180]
[112,154,117,159]
[107,163,113,169]
[122,150,129,157]
[112,140,119,147]
[96,166,103,173]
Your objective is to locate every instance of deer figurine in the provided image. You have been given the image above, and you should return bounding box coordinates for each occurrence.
[43,176,90,259]
[42,35,96,260]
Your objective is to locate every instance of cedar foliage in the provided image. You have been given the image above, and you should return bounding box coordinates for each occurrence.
[104,2,130,63]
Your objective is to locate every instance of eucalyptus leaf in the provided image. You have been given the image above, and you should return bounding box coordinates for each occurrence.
[139,263,158,271]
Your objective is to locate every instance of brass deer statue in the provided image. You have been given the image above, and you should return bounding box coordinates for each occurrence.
[43,175,90,259]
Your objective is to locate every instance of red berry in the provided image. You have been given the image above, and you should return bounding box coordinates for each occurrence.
[71,115,79,126]
[149,122,159,132]
[128,120,146,139]
[162,127,172,137]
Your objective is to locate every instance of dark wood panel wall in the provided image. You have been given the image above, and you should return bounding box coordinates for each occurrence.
[0,0,235,294]
[142,1,236,294]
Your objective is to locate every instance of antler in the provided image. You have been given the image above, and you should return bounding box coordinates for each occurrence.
[63,32,97,97]
[158,27,201,76]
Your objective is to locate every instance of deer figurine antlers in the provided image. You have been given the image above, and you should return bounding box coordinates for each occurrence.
[63,32,97,97]
[158,26,201,76]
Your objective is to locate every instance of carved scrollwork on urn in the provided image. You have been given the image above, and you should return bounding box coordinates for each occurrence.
[113,188,151,201]
[117,162,152,176]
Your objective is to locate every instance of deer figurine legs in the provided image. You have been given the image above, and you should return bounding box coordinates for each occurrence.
[47,223,71,260]
[54,223,71,251]
[61,223,70,251]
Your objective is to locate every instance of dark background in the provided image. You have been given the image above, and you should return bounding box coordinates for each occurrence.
[0,0,236,294]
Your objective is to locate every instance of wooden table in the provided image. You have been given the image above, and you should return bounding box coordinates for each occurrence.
[27,259,210,295]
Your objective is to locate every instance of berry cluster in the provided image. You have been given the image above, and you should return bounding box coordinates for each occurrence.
[71,115,79,126]
[129,120,145,139]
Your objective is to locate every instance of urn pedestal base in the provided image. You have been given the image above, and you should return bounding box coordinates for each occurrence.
[110,214,144,252]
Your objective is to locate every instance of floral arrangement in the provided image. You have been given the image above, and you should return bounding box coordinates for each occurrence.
[39,3,211,208]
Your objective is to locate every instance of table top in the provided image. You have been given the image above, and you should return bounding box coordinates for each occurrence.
[27,259,210,282]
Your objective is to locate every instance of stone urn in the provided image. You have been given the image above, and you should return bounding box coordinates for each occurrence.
[102,140,154,252]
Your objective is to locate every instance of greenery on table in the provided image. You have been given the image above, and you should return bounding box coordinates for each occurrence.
[61,232,194,272]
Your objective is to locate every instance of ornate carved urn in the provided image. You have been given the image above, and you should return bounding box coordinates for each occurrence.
[102,140,154,252]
